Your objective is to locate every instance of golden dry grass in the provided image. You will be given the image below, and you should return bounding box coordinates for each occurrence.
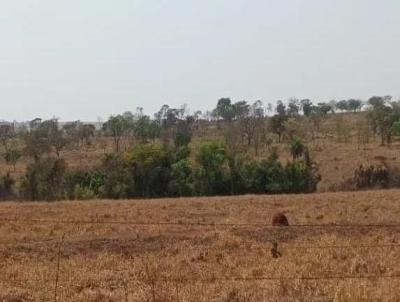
[1,190,400,301]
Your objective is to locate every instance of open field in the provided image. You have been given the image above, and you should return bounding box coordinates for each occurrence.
[1,190,400,301]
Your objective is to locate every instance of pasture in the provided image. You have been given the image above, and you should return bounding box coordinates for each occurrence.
[1,190,400,301]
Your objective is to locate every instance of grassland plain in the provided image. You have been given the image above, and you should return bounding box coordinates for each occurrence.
[1,190,400,301]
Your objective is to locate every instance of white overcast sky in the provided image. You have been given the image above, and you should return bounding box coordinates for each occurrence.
[1,0,399,121]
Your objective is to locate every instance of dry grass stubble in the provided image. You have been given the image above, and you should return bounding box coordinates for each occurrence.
[1,190,400,301]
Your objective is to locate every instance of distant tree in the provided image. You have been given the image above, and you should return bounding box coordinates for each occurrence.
[241,101,264,148]
[103,115,130,152]
[29,118,42,130]
[266,103,273,115]
[347,99,363,113]
[276,101,286,116]
[23,119,62,161]
[20,158,67,201]
[316,102,333,115]
[367,96,397,145]
[78,124,96,147]
[287,99,300,117]
[269,115,287,143]
[154,104,170,125]
[300,99,313,116]
[336,100,349,112]
[0,124,14,148]
[328,100,337,113]
[38,119,69,158]
[232,101,250,119]
[214,98,235,122]
[24,131,51,162]
[368,96,390,108]
[134,115,161,143]
[63,121,80,142]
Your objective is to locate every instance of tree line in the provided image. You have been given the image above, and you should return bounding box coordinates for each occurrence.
[0,95,399,201]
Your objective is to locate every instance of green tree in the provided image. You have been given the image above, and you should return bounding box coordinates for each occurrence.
[193,140,230,195]
[20,158,67,201]
[347,99,363,112]
[276,101,286,116]
[232,101,250,119]
[336,100,349,112]
[288,139,305,161]
[300,99,313,116]
[128,144,172,197]
[214,98,235,122]
[287,99,300,117]
[169,159,193,196]
[367,96,398,145]
[98,153,134,199]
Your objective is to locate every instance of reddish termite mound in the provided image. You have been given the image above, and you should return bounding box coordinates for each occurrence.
[272,213,289,226]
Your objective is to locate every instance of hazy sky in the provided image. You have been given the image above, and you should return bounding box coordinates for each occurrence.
[1,0,399,121]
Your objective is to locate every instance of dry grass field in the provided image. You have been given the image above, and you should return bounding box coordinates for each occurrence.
[1,190,400,301]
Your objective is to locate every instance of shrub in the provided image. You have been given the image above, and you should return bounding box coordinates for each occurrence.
[284,161,308,193]
[168,159,193,196]
[20,158,67,201]
[127,143,172,197]
[65,170,105,199]
[73,185,96,200]
[247,150,320,194]
[98,153,134,199]
[192,140,231,196]
[288,139,305,160]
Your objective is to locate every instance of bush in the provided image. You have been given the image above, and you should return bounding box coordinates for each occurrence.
[127,144,172,197]
[73,185,96,200]
[65,170,105,199]
[193,140,231,196]
[98,153,134,199]
[20,158,67,201]
[241,150,320,194]
[288,139,305,160]
[168,159,193,196]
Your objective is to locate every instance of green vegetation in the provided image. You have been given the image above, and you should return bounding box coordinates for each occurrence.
[3,95,400,201]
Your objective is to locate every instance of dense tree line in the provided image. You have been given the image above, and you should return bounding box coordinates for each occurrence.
[1,95,400,201]
[2,139,319,201]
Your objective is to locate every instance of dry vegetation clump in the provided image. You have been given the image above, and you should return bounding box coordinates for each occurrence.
[1,190,400,300]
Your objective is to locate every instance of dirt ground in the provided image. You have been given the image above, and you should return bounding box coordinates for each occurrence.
[1,190,400,301]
